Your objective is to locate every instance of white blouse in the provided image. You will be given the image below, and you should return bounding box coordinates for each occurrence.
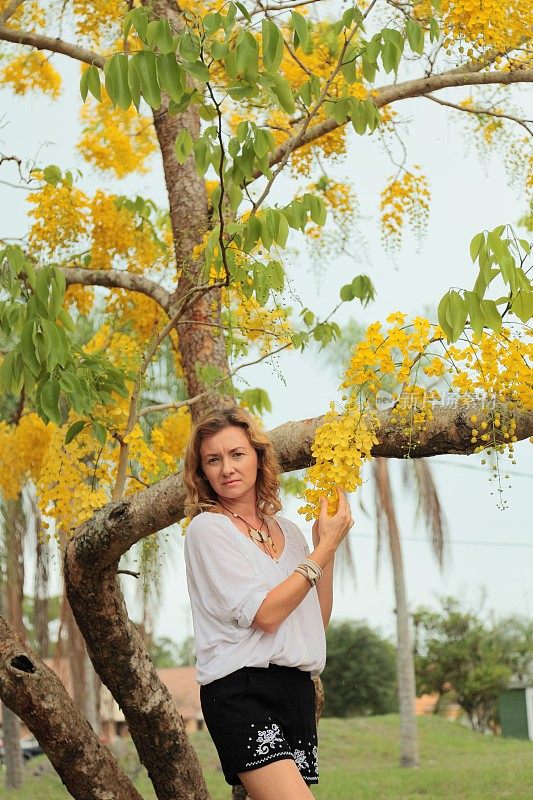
[184,511,327,685]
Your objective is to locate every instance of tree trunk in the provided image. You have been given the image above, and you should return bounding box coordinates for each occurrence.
[64,538,211,800]
[374,458,420,767]
[0,614,144,800]
[148,0,233,421]
[30,484,50,658]
[2,704,23,789]
[2,495,26,789]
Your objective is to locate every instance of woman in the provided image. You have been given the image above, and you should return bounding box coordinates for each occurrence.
[183,406,353,800]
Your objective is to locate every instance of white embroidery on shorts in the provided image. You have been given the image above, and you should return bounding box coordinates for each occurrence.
[293,749,309,770]
[245,749,294,768]
[253,722,284,756]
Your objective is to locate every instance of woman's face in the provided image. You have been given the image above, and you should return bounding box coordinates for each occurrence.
[199,425,259,503]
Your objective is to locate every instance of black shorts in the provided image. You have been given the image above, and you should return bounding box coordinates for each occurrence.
[200,663,319,787]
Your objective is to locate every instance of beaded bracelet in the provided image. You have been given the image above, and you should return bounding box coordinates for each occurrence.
[294,558,323,587]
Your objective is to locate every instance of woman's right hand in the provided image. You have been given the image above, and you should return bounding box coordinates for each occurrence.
[315,486,354,555]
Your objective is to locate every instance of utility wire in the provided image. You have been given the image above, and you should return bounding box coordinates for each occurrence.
[354,534,533,548]
[432,460,533,479]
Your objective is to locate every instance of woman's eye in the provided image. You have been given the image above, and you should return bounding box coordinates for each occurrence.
[234,452,244,457]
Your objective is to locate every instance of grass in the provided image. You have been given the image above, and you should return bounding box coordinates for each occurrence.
[2,715,532,800]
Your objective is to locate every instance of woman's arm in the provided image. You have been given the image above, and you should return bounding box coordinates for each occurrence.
[253,491,351,634]
[313,520,335,629]
[252,539,335,634]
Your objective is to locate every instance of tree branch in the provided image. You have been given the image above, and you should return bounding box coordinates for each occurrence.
[260,68,533,177]
[423,93,533,137]
[0,25,104,67]
[68,401,533,570]
[61,267,172,313]
[0,615,143,800]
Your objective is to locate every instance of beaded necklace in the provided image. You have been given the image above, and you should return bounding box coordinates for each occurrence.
[218,502,277,559]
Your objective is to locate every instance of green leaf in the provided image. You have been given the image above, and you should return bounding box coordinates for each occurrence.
[128,56,142,110]
[447,290,467,341]
[210,40,230,60]
[65,420,87,444]
[291,11,309,51]
[511,290,533,323]
[175,129,193,164]
[20,322,41,377]
[92,420,107,446]
[42,165,62,187]
[262,18,284,73]
[340,283,355,301]
[157,53,184,102]
[235,1,251,22]
[437,292,453,340]
[463,290,484,337]
[184,60,210,83]
[469,231,485,262]
[40,377,61,425]
[155,19,175,54]
[406,19,424,55]
[83,65,101,102]
[479,298,502,333]
[227,183,243,213]
[40,319,62,371]
[129,6,149,41]
[80,67,91,102]
[104,53,131,111]
[133,51,161,109]
[429,17,439,42]
[270,74,295,114]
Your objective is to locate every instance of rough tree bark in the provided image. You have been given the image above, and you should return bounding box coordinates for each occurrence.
[150,0,233,419]
[374,458,419,767]
[0,616,145,800]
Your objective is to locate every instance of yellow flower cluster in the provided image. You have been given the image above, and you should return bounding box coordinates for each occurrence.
[380,168,430,249]
[27,181,89,259]
[305,180,354,239]
[151,406,192,461]
[0,0,45,28]
[231,292,294,357]
[440,0,532,56]
[64,284,95,316]
[89,190,161,272]
[85,323,141,370]
[72,0,126,46]
[1,51,61,97]
[78,90,157,178]
[37,420,111,535]
[300,313,532,518]
[105,291,166,345]
[0,413,53,500]
[299,403,379,520]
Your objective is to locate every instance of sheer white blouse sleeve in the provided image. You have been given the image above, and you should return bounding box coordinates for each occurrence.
[184,514,270,629]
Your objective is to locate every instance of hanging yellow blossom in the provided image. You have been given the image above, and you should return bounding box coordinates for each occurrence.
[72,0,127,46]
[78,89,157,178]
[380,168,431,249]
[151,406,192,461]
[27,181,89,259]
[0,413,53,500]
[1,51,61,97]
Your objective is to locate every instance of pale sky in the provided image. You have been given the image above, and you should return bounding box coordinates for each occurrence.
[2,34,531,648]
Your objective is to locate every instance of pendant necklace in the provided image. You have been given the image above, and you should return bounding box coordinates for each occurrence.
[218,502,277,558]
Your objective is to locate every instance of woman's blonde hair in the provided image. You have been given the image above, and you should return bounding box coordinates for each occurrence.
[183,406,282,519]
